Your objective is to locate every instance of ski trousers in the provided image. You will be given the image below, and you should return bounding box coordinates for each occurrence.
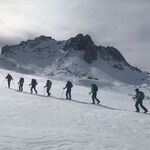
[135,98,148,112]
[31,85,37,94]
[92,92,100,104]
[66,89,71,99]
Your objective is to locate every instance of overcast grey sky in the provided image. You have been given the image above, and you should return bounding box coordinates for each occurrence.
[0,0,150,71]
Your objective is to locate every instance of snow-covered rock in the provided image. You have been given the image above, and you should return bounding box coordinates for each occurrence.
[0,34,149,85]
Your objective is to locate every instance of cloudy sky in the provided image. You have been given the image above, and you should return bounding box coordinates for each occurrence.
[0,0,150,71]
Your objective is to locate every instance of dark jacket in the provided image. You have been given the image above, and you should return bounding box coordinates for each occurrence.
[30,79,38,87]
[5,74,13,81]
[134,91,145,100]
[18,78,24,85]
[44,80,52,88]
[64,81,73,90]
[91,84,98,93]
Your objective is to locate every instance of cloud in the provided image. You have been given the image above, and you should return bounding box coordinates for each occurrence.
[0,0,150,71]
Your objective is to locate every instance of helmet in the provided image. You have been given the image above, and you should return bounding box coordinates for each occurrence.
[135,88,139,92]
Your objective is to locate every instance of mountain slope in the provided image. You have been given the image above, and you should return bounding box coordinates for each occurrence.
[0,69,150,150]
[0,34,149,85]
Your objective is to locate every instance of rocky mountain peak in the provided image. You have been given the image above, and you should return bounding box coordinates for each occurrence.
[0,34,148,85]
[63,33,95,51]
[0,34,145,73]
[0,34,139,67]
[34,35,53,42]
[63,34,130,64]
[63,34,97,63]
[99,46,128,64]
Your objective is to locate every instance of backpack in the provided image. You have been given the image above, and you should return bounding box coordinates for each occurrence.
[95,85,98,92]
[6,74,13,80]
[67,81,73,89]
[20,77,24,83]
[70,82,73,88]
[47,80,52,87]
[32,79,37,85]
[92,84,98,92]
[139,91,145,99]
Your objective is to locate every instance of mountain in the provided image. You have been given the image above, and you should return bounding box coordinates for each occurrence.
[0,34,149,85]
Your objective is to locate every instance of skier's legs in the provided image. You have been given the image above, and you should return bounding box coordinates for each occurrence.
[66,90,69,99]
[31,86,33,93]
[95,92,100,104]
[47,87,50,96]
[19,85,21,91]
[68,89,71,100]
[135,101,140,112]
[139,100,148,112]
[8,81,10,88]
[20,85,23,92]
[19,84,23,91]
[34,86,37,94]
[92,93,95,104]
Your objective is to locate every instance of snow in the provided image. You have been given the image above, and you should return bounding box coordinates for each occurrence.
[0,68,150,149]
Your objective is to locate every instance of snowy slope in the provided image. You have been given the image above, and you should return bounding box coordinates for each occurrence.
[0,34,149,86]
[0,69,150,149]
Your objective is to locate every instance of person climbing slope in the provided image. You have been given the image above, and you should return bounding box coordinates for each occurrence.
[29,79,38,94]
[18,77,24,92]
[63,81,73,100]
[133,88,148,113]
[89,84,100,105]
[44,80,52,96]
[5,73,13,88]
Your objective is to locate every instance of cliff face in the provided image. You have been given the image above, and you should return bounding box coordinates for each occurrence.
[1,34,130,66]
[0,33,147,85]
[63,34,129,65]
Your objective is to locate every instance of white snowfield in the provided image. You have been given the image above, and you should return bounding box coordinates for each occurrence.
[0,69,150,150]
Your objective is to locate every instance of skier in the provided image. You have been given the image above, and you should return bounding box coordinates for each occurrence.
[63,81,73,100]
[44,80,52,96]
[89,84,100,104]
[29,79,38,94]
[5,73,13,88]
[18,77,24,92]
[133,88,148,113]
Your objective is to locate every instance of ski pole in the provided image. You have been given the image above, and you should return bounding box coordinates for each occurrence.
[43,87,45,96]
[12,80,16,89]
[2,79,5,87]
[62,89,64,99]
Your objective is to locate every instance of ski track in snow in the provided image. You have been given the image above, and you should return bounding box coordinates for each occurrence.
[0,69,150,150]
